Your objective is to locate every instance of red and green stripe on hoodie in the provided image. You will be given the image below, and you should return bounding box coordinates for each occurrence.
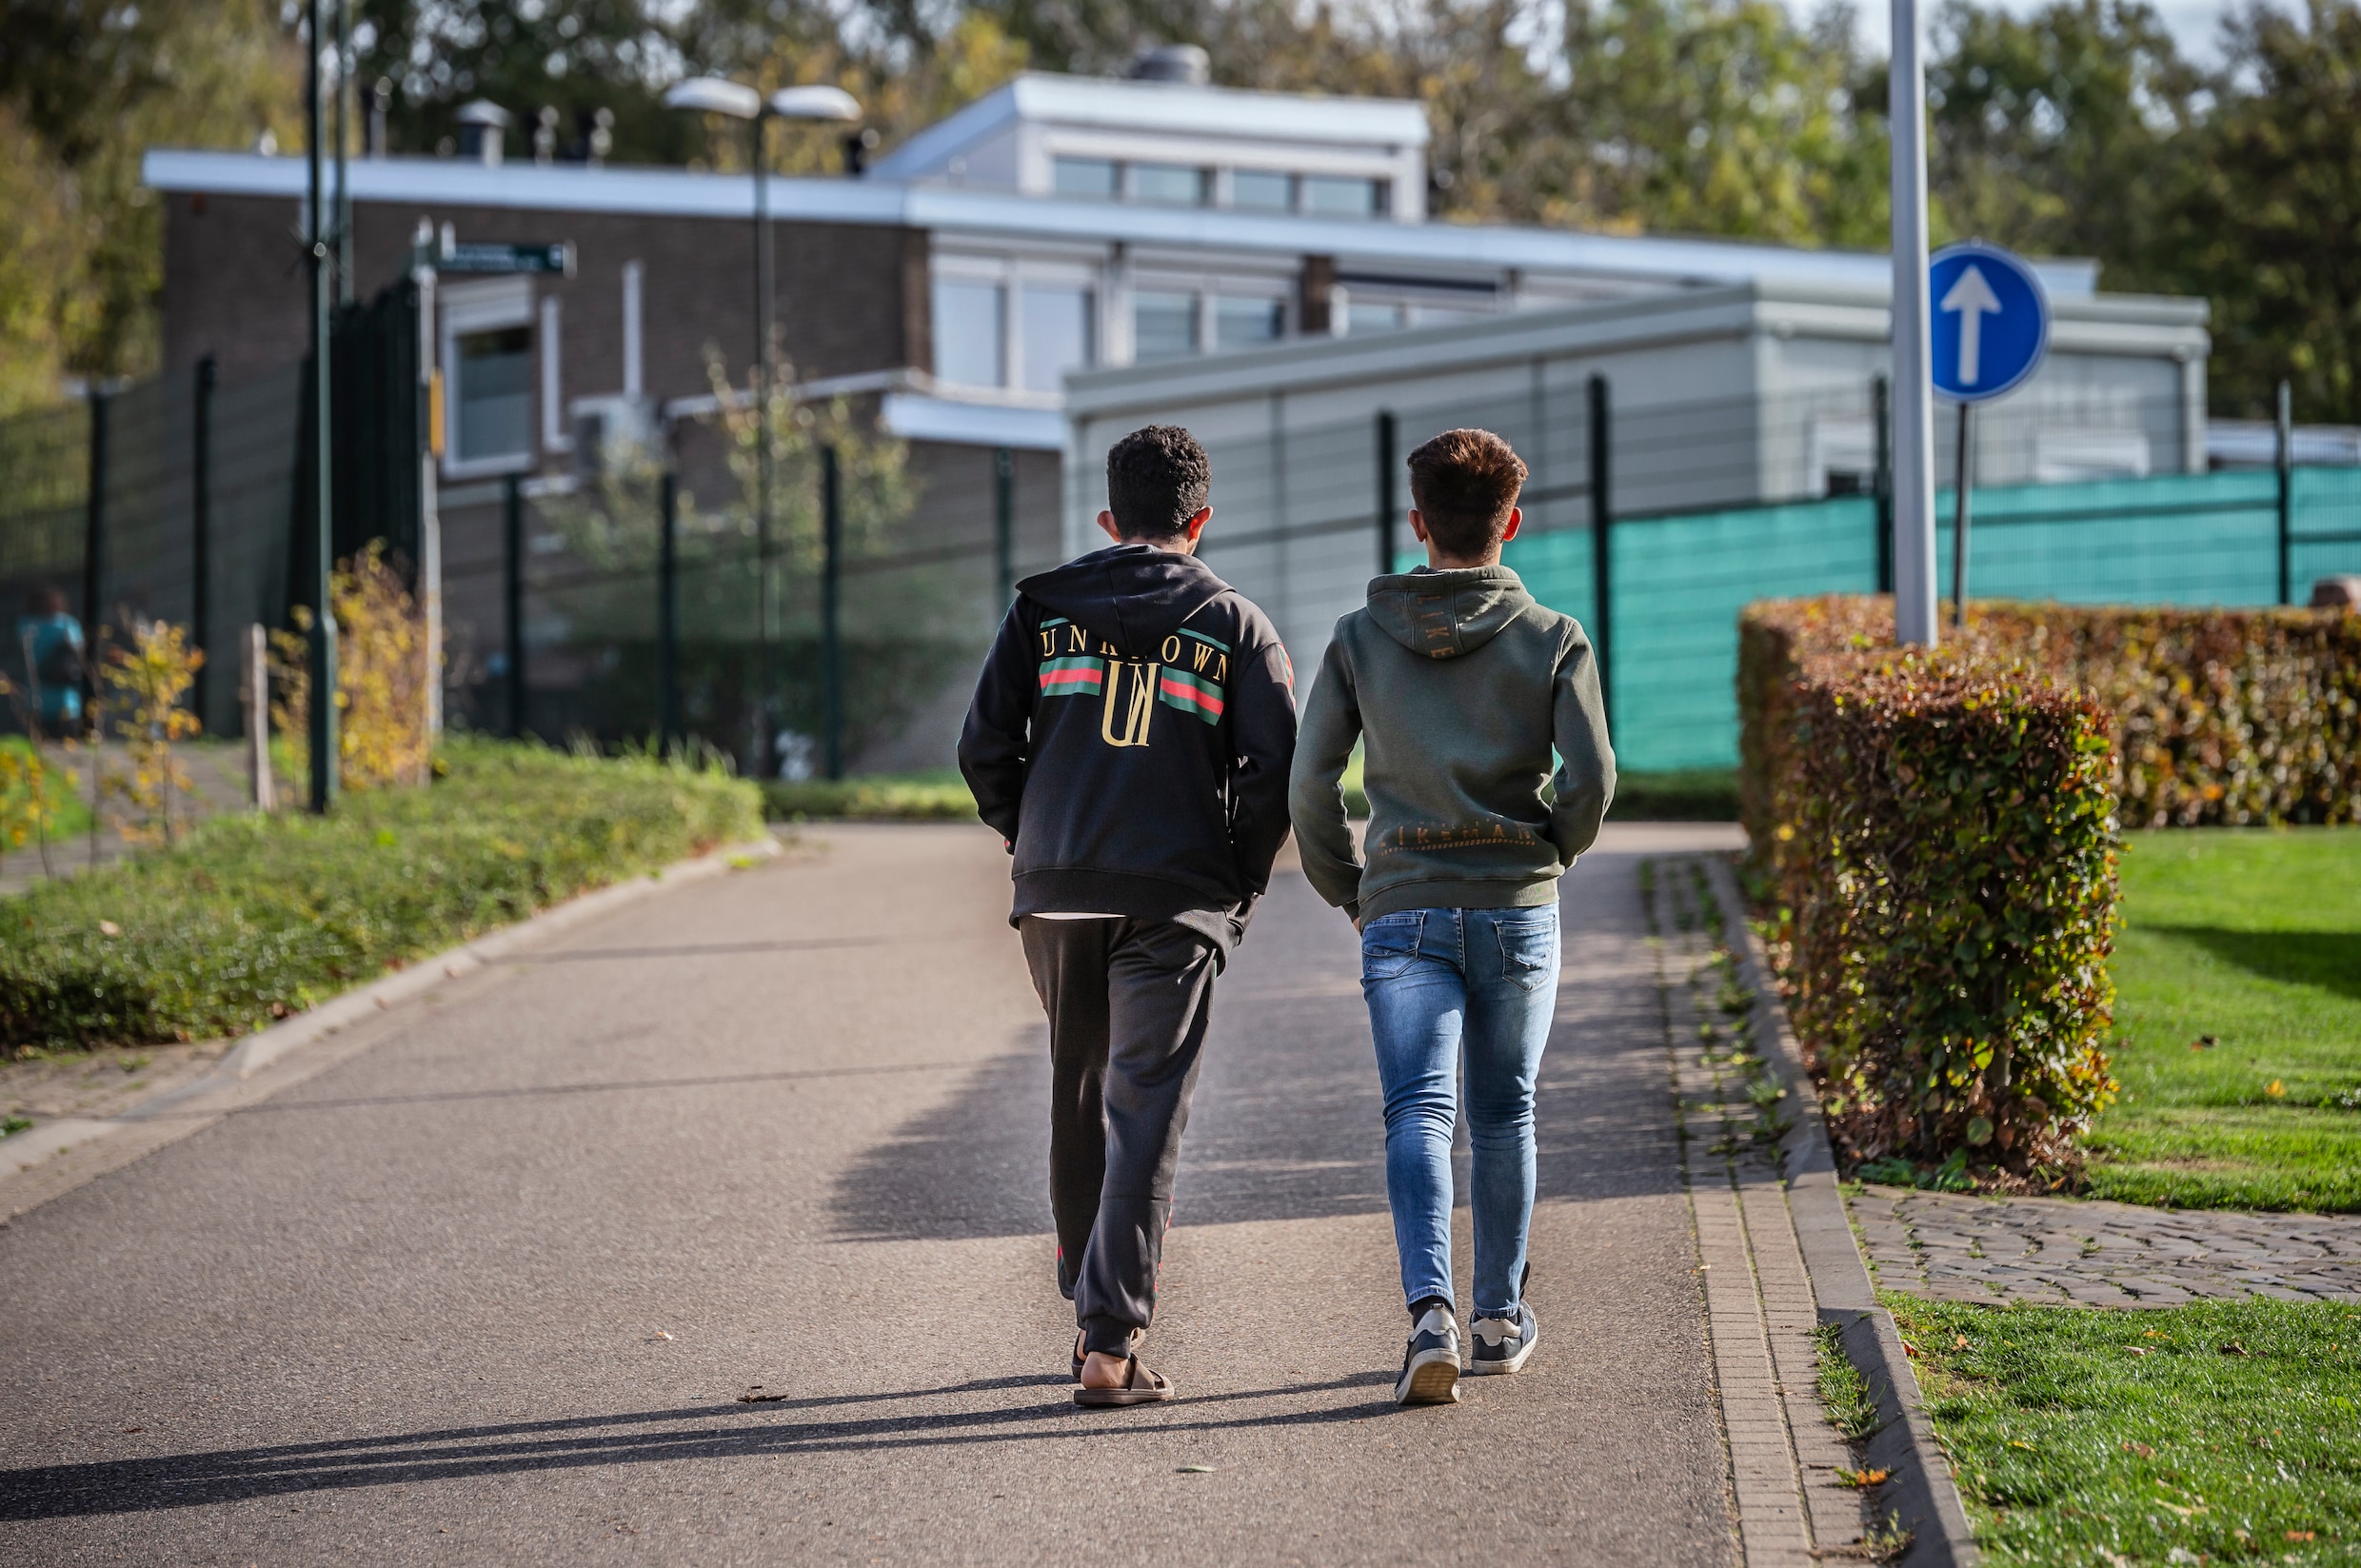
[1035,619,1228,725]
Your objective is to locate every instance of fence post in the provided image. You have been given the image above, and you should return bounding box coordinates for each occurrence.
[192,355,216,725]
[2275,379,2293,605]
[82,382,109,656]
[1586,374,1612,725]
[994,447,1015,607]
[504,472,525,739]
[243,624,276,812]
[821,446,844,782]
[659,467,680,747]
[1375,409,1397,574]
[1873,373,1894,595]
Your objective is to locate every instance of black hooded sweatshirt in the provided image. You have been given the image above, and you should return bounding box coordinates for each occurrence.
[958,543,1298,957]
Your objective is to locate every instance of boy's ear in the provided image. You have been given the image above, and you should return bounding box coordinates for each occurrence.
[1182,506,1212,545]
[1408,508,1431,546]
[1501,506,1522,544]
[1096,508,1122,543]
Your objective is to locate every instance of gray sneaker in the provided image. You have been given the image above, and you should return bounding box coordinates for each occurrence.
[1468,1303,1538,1375]
[1395,1303,1462,1405]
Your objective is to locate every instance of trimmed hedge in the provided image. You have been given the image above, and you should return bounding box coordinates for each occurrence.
[1741,596,2361,834]
[0,740,764,1051]
[1753,639,2121,1171]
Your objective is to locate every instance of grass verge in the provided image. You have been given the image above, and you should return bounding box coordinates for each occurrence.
[763,768,977,821]
[1892,1292,2361,1566]
[0,739,764,1051]
[2085,827,2361,1212]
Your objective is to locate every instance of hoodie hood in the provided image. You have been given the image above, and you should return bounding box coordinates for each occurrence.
[1017,544,1231,658]
[1365,565,1534,659]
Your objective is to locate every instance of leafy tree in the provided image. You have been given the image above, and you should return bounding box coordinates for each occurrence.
[1926,0,2198,264]
[2156,0,2361,420]
[0,0,301,409]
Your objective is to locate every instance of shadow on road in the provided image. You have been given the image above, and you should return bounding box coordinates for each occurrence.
[0,1374,1397,1520]
[824,863,1683,1244]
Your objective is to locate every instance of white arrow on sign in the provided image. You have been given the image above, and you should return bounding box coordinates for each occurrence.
[1940,264,2003,387]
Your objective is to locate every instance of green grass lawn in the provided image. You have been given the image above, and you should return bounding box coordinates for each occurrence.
[2083,828,2361,1212]
[1893,1293,2361,1566]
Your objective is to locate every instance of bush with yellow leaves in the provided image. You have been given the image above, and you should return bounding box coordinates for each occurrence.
[271,542,431,794]
[97,619,204,846]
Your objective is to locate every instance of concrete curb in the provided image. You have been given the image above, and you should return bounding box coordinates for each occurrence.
[4,836,782,1184]
[1703,856,1982,1568]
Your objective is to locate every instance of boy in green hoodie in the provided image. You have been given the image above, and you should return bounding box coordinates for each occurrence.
[1288,427,1615,1407]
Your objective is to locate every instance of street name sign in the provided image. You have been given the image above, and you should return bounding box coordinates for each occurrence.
[437,241,575,276]
[1930,242,2048,402]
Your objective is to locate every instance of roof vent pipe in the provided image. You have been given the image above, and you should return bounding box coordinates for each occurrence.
[455,101,511,166]
[1128,45,1210,86]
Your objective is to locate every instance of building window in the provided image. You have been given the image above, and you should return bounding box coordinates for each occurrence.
[1213,295,1284,350]
[932,277,1005,387]
[441,275,537,478]
[1021,286,1095,393]
[1302,174,1388,217]
[1230,169,1293,211]
[453,327,533,469]
[1134,292,1198,361]
[1345,300,1407,336]
[1053,157,1120,200]
[1131,163,1209,207]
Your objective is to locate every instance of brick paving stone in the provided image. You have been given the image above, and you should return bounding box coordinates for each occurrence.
[1846,1184,2361,1306]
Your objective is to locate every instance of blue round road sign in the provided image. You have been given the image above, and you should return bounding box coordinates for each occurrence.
[1929,242,2050,403]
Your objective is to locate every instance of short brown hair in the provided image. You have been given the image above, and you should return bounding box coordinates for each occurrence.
[1106,426,1211,541]
[1406,428,1528,558]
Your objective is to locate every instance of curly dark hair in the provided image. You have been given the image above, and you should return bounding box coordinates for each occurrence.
[1105,425,1211,542]
[1406,427,1528,558]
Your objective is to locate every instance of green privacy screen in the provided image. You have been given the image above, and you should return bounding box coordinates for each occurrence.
[1488,468,2359,773]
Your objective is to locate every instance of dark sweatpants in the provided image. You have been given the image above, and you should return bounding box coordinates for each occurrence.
[1018,916,1220,1357]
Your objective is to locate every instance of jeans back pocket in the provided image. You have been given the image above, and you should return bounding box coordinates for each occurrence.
[1491,909,1559,991]
[1359,911,1426,982]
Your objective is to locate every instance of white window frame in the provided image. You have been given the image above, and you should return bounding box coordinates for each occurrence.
[932,249,1101,404]
[539,295,571,455]
[439,276,538,480]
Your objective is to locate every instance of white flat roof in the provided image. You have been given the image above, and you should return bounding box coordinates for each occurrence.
[143,147,2101,298]
[868,72,1430,181]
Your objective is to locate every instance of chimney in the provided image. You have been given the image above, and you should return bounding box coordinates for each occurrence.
[455,101,511,167]
[1129,45,1211,86]
[533,106,560,165]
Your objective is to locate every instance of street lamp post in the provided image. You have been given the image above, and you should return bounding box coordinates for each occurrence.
[664,78,860,776]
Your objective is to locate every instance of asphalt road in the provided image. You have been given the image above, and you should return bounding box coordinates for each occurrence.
[0,824,1736,1565]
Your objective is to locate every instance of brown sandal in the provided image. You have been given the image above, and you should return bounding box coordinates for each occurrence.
[1072,1328,1142,1383]
[1073,1356,1174,1406]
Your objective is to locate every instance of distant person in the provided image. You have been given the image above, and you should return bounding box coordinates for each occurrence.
[959,426,1298,1407]
[17,588,86,739]
[1288,427,1615,1407]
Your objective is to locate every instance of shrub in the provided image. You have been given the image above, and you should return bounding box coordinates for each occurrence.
[0,739,764,1051]
[272,542,432,793]
[1773,648,2121,1171]
[1740,596,2361,837]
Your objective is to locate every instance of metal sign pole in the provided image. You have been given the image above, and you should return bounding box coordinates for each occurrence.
[1889,0,1938,647]
[1952,401,1974,630]
[306,0,339,811]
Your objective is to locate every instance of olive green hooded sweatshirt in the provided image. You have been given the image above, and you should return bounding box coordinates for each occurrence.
[1288,565,1616,923]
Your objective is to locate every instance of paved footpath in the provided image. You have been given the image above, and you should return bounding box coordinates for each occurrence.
[1852,1184,2361,1306]
[1,824,1760,1565]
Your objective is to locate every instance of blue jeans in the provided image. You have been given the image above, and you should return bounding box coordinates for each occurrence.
[1360,904,1560,1318]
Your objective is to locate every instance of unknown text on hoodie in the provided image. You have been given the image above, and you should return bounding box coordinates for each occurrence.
[959,544,1299,955]
[1289,564,1615,923]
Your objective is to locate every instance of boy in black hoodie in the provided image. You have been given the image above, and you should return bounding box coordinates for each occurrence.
[959,426,1297,1406]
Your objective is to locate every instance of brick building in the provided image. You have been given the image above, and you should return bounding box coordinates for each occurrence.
[142,63,2106,768]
